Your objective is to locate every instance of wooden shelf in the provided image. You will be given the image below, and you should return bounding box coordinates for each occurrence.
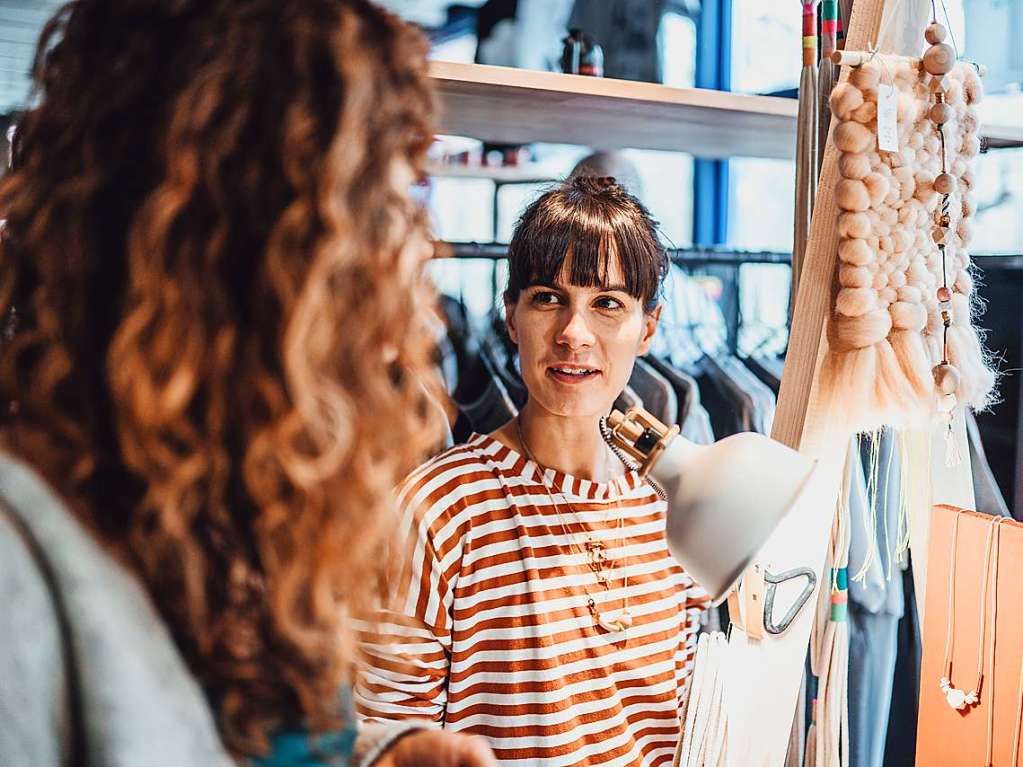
[429,61,1023,159]
[430,61,799,160]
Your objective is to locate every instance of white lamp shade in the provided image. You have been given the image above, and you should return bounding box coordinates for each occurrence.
[651,432,816,605]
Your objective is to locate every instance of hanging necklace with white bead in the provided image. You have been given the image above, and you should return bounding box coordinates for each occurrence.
[516,416,633,634]
[939,512,1003,711]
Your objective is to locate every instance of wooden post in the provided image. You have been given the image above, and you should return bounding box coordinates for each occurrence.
[722,2,886,764]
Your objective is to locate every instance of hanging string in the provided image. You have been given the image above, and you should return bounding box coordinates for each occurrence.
[985,519,1011,767]
[895,431,912,565]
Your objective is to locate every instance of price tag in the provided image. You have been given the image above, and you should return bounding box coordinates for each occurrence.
[877,83,899,153]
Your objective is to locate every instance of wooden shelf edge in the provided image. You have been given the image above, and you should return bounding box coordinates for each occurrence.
[429,61,799,119]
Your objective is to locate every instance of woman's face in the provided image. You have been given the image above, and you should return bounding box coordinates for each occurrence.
[506,254,659,420]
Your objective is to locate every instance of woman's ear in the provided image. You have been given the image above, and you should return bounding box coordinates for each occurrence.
[504,299,519,345]
[637,304,662,355]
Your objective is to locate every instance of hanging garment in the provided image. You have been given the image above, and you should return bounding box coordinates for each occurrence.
[718,355,776,435]
[743,354,784,395]
[643,355,715,447]
[631,358,678,427]
[883,562,921,767]
[964,410,1011,518]
[454,353,518,436]
[651,265,727,371]
[695,354,775,438]
[845,430,906,767]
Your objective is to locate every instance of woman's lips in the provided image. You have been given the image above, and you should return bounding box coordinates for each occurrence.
[546,366,601,385]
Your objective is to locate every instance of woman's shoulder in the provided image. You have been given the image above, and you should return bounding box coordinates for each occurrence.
[395,433,514,523]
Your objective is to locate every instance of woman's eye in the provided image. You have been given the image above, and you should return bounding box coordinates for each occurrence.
[531,291,561,306]
[595,296,624,310]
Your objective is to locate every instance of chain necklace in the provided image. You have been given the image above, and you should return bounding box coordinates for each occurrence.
[940,513,1007,711]
[515,416,633,634]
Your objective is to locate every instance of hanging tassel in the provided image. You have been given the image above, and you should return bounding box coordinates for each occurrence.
[804,696,818,767]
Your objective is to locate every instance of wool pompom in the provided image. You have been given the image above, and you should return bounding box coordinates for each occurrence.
[894,167,916,200]
[890,301,927,331]
[837,238,873,267]
[872,272,888,290]
[897,286,922,304]
[924,135,941,155]
[863,174,890,208]
[834,121,874,153]
[851,101,877,124]
[840,264,873,288]
[961,193,976,217]
[897,94,919,123]
[947,325,995,406]
[955,269,974,296]
[964,76,983,105]
[960,112,978,135]
[892,230,913,253]
[833,308,893,350]
[961,170,975,190]
[836,287,878,317]
[839,153,872,180]
[889,271,907,288]
[957,219,974,247]
[838,214,872,240]
[830,83,865,120]
[837,179,871,212]
[962,135,981,158]
[908,256,929,284]
[849,64,880,91]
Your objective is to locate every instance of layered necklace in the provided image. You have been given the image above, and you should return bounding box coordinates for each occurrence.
[939,513,1010,712]
[515,416,633,634]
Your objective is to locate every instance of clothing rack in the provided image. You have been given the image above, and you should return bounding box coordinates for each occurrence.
[440,241,792,357]
[441,241,793,266]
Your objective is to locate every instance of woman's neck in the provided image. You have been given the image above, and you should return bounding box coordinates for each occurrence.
[510,402,621,483]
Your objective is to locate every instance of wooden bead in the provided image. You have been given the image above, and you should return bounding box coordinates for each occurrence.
[933,173,957,194]
[933,363,961,395]
[925,23,948,44]
[929,102,954,124]
[937,286,952,302]
[923,43,956,76]
[932,229,946,245]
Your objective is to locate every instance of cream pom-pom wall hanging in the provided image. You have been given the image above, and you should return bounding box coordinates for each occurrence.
[821,25,996,434]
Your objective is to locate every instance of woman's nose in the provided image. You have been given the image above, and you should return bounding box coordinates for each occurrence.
[555,309,596,350]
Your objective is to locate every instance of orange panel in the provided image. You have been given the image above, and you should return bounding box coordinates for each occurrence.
[916,505,1023,766]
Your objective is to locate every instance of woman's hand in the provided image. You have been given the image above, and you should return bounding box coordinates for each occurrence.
[375,729,497,767]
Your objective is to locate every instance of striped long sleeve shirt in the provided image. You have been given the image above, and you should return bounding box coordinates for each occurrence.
[356,433,709,766]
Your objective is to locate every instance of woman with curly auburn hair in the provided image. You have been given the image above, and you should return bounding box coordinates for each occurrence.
[0,1,494,766]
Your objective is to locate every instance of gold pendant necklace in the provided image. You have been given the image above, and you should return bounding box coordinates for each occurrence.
[515,416,632,634]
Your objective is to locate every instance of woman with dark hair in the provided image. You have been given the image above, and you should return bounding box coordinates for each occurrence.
[358,176,708,766]
[0,1,494,765]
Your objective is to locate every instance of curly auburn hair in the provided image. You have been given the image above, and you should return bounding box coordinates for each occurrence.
[0,0,444,755]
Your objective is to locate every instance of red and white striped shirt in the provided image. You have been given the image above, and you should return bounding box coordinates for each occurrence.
[356,432,708,766]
